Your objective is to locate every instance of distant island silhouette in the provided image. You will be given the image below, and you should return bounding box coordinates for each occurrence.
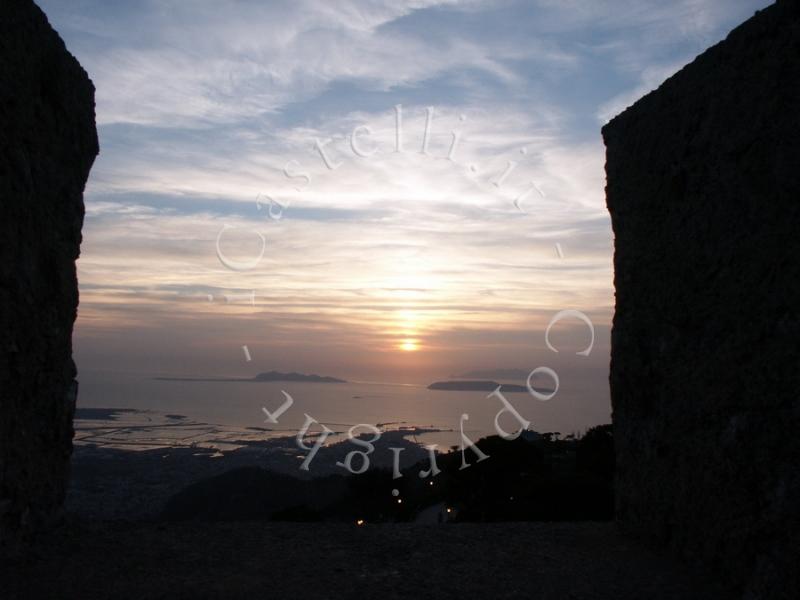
[428,380,528,392]
[155,370,347,383]
[454,368,530,380]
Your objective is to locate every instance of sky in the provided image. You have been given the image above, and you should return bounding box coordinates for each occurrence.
[39,0,771,384]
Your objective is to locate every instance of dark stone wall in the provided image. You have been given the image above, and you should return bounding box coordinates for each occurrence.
[0,0,98,542]
[603,1,799,597]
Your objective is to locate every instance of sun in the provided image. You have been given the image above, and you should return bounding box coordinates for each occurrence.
[399,339,419,352]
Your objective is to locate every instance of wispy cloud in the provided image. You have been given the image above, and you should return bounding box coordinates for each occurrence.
[38,0,771,381]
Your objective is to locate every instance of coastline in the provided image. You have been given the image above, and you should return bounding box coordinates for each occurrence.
[70,408,440,520]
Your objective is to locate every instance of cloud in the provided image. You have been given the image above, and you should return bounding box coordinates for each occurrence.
[34,0,769,381]
[595,60,687,123]
[44,0,540,127]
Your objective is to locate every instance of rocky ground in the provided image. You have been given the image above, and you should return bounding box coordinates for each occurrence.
[2,520,728,600]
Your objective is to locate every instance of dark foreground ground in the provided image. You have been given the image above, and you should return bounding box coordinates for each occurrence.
[2,520,727,600]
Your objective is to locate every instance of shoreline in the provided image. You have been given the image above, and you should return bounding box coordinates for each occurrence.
[70,407,442,520]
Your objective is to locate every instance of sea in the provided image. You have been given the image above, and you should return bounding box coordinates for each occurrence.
[75,369,611,452]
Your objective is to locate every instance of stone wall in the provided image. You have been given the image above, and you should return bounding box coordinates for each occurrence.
[0,0,98,542]
[603,1,799,597]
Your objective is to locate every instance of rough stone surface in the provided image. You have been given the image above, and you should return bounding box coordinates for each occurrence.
[603,1,799,598]
[0,521,727,599]
[0,0,98,542]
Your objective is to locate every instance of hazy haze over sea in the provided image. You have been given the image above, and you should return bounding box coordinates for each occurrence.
[77,366,611,449]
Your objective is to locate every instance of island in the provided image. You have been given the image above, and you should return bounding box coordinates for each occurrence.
[455,368,530,380]
[155,371,346,383]
[427,380,528,393]
[253,371,345,383]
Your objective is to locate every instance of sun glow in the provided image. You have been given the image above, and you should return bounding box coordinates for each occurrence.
[399,339,419,352]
